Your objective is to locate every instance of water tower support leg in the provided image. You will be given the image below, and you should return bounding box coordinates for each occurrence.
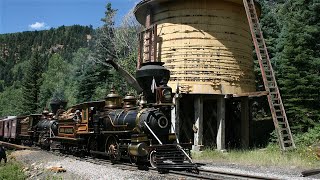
[216,96,226,151]
[241,97,249,149]
[171,96,180,139]
[192,96,203,151]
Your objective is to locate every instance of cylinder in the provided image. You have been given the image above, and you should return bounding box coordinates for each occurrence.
[134,0,260,94]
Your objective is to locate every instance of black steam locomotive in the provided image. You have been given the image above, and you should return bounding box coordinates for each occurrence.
[51,61,198,172]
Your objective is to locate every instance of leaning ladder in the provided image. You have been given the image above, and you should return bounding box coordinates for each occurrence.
[243,0,296,150]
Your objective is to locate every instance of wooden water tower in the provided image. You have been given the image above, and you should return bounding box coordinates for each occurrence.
[134,0,262,151]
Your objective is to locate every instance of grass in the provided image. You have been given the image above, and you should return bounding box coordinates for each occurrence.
[0,161,26,180]
[193,144,320,168]
[45,175,63,180]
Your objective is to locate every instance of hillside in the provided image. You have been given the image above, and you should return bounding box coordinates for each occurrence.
[0,25,95,115]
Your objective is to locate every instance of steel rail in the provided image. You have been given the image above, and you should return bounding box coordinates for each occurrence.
[195,168,281,180]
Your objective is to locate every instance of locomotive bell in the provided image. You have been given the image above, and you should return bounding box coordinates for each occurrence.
[105,89,122,109]
[138,94,147,106]
[123,94,136,109]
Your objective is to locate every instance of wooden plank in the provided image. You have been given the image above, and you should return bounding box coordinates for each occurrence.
[0,141,30,150]
[232,91,269,98]
[301,169,320,177]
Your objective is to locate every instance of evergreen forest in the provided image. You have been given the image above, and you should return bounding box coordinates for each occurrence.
[0,0,319,145]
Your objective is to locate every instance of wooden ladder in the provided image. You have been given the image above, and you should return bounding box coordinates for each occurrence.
[243,0,296,150]
[137,24,157,69]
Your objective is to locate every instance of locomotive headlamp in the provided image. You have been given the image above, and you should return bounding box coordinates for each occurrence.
[162,89,172,101]
[156,86,172,104]
[157,116,168,129]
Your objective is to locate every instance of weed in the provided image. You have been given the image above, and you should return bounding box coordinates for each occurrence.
[193,144,320,168]
[0,161,26,180]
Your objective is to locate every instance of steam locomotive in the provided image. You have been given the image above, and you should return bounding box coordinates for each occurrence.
[0,61,198,173]
[53,61,198,172]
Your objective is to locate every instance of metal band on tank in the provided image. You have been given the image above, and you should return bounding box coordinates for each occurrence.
[134,108,149,133]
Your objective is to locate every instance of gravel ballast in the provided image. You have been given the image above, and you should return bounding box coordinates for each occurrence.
[10,150,177,180]
[9,149,320,179]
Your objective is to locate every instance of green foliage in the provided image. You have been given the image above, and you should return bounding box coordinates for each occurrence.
[79,2,118,101]
[275,0,320,131]
[253,0,320,134]
[113,53,138,96]
[0,25,93,116]
[101,3,117,27]
[76,61,109,102]
[21,50,44,114]
[64,48,90,105]
[39,54,68,109]
[294,124,320,147]
[0,85,23,115]
[0,25,93,88]
[0,162,26,180]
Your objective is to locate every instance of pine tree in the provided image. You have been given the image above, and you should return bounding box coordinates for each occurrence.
[75,3,117,102]
[276,0,320,131]
[39,54,68,108]
[21,50,44,114]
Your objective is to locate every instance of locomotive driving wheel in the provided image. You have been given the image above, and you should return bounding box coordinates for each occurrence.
[88,136,98,158]
[149,150,157,168]
[106,136,120,163]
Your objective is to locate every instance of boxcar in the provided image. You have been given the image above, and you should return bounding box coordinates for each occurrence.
[0,117,5,139]
[3,116,16,139]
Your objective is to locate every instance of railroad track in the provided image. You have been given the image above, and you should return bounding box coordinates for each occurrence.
[51,151,280,180]
[3,141,282,180]
[170,167,281,180]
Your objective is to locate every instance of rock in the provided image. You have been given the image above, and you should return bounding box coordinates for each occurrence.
[47,166,66,173]
[23,167,29,172]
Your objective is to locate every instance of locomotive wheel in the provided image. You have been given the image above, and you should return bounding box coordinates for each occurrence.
[129,155,137,164]
[88,136,98,158]
[39,134,50,150]
[149,150,157,168]
[106,136,120,163]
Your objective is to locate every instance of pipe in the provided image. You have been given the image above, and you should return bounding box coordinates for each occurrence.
[143,121,162,145]
[104,60,143,93]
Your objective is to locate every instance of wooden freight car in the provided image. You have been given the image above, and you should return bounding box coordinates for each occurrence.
[1,116,26,143]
